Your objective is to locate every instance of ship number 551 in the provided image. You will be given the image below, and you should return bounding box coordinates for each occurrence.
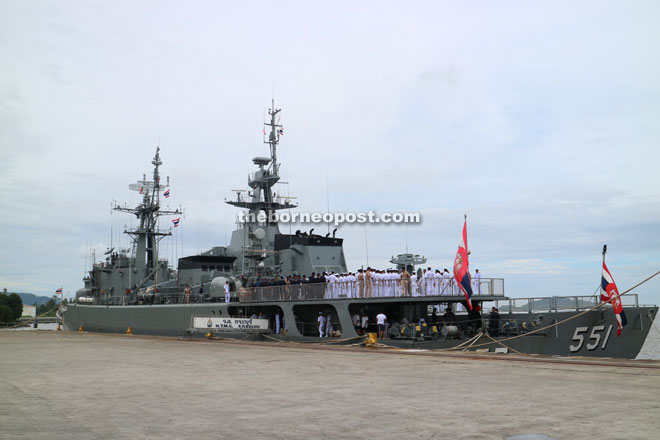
[569,325,614,352]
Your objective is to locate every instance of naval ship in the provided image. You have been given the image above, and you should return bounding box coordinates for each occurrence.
[62,103,658,359]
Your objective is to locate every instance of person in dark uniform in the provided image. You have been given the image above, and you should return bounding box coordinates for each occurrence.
[443,306,455,326]
[467,302,482,330]
[489,307,500,337]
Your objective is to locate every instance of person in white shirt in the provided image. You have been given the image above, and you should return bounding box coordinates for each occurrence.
[326,273,336,299]
[441,269,450,295]
[473,269,482,295]
[352,312,361,334]
[376,312,387,338]
[411,272,418,297]
[434,270,443,295]
[317,312,326,337]
[361,312,369,335]
[224,281,231,303]
[394,270,402,296]
[424,267,433,296]
[374,271,381,297]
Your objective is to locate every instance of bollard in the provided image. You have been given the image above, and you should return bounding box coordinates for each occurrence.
[57,324,62,331]
[78,326,84,332]
[205,332,213,339]
[126,327,133,335]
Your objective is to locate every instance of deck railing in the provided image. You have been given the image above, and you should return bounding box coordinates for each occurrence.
[238,278,505,303]
[489,294,640,314]
[87,278,506,305]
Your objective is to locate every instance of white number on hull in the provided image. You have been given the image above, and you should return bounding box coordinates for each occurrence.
[569,325,614,352]
[569,326,588,352]
[586,325,605,350]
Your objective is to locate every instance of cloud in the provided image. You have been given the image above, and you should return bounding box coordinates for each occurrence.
[1,1,659,305]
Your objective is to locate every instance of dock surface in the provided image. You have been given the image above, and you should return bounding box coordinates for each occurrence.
[1,332,659,439]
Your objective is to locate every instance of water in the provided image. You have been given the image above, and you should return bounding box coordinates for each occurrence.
[636,324,660,360]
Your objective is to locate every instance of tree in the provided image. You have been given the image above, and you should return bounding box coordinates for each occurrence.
[36,296,58,316]
[0,304,14,322]
[6,293,22,320]
[0,293,22,321]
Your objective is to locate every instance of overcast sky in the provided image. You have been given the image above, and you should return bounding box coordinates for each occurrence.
[1,1,659,305]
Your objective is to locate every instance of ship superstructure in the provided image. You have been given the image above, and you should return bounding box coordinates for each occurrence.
[76,147,181,302]
[177,101,347,288]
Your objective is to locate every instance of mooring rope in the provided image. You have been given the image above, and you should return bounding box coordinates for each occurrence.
[482,331,522,354]
[443,333,480,351]
[450,267,660,351]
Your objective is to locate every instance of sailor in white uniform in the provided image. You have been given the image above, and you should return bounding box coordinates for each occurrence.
[433,270,442,296]
[411,272,418,297]
[473,269,482,295]
[224,281,231,303]
[424,268,433,296]
[440,269,450,295]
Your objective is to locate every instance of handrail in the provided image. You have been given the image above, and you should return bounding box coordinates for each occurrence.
[239,278,505,302]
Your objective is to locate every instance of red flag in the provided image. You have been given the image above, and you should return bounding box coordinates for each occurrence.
[453,218,473,310]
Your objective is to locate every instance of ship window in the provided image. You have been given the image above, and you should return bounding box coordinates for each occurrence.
[202,265,208,271]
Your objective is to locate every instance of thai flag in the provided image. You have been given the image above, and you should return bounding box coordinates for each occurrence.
[164,189,170,198]
[56,288,63,295]
[278,128,284,136]
[453,218,473,310]
[601,261,627,336]
[172,217,180,228]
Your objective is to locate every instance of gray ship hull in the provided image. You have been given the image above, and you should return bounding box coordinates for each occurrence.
[63,298,657,359]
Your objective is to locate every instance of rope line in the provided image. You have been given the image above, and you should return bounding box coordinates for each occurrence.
[448,267,660,351]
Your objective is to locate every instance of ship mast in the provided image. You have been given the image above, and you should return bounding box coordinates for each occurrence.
[224,101,298,278]
[226,100,297,223]
[115,147,181,287]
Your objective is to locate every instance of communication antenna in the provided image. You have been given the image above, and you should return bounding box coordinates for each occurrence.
[364,224,370,267]
[326,171,330,234]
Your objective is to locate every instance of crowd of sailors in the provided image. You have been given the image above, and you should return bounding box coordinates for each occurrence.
[246,267,484,299]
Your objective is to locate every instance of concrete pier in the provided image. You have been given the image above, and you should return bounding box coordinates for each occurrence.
[1,332,659,440]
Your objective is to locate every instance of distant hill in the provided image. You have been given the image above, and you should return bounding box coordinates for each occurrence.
[13,293,54,306]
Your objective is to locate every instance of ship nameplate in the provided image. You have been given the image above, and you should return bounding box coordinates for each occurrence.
[192,317,270,333]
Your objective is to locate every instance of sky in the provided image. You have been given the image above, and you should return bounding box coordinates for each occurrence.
[1,1,659,305]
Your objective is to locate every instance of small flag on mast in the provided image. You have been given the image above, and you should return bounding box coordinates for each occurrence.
[172,218,180,228]
[56,288,63,295]
[164,189,170,198]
